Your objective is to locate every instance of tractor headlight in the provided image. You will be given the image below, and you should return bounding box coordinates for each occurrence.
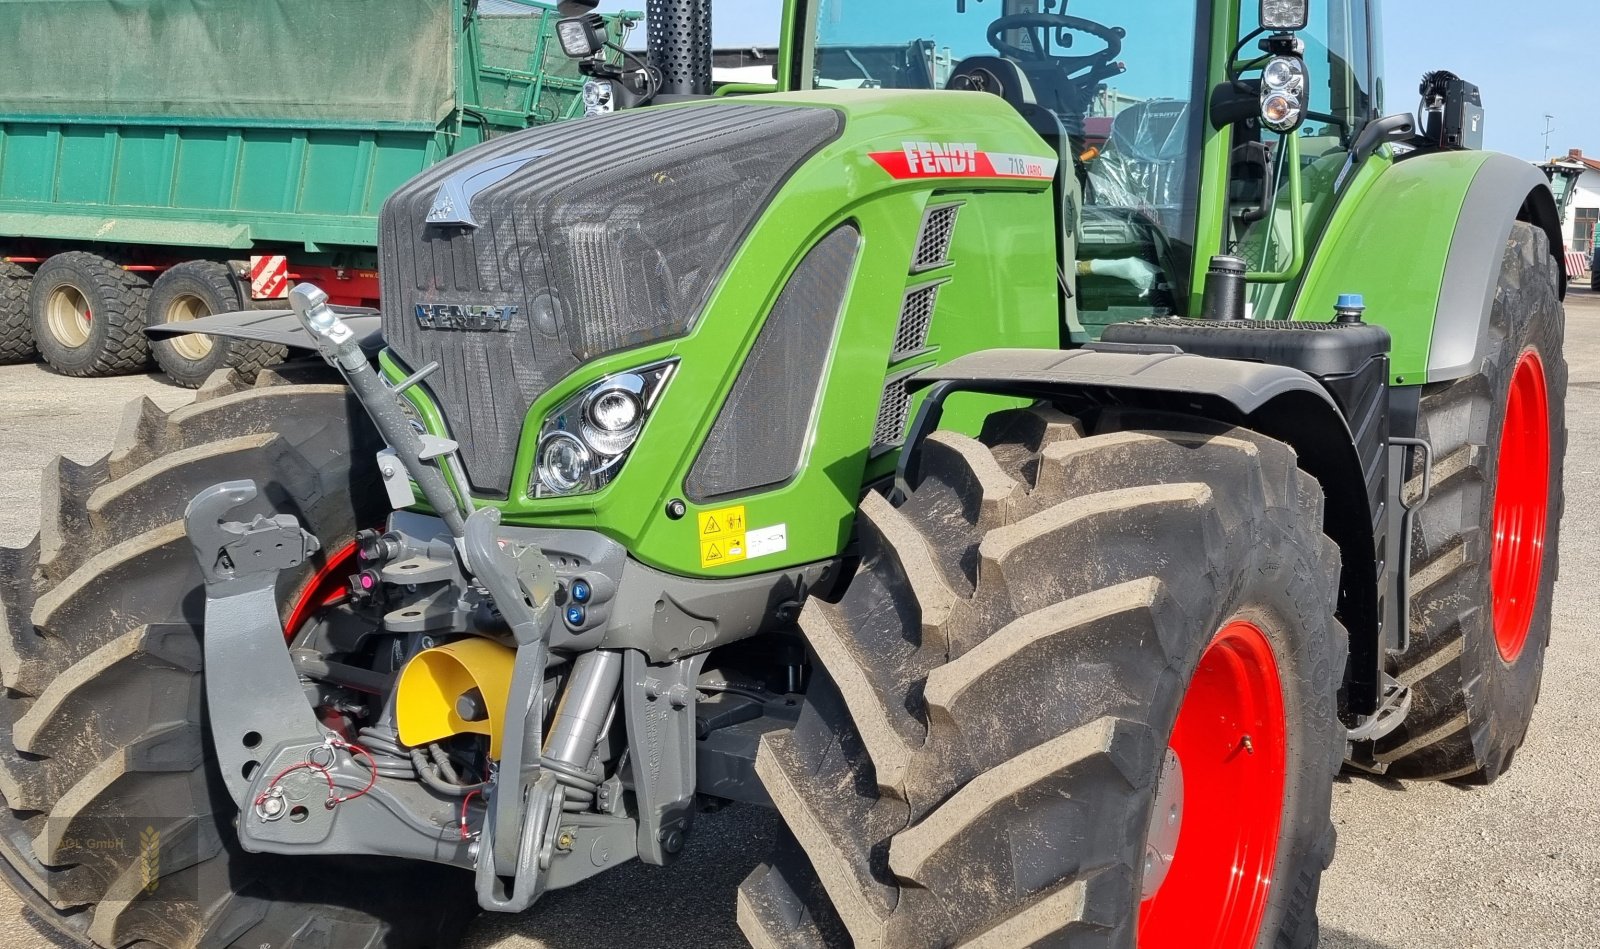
[533,361,675,498]
[582,79,616,116]
[1260,55,1308,133]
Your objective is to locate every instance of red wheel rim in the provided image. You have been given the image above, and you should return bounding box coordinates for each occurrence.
[284,540,360,640]
[1139,620,1288,948]
[1490,350,1551,663]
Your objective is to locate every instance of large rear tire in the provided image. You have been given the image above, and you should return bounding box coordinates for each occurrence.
[148,261,286,389]
[739,408,1346,948]
[1375,222,1568,782]
[30,252,152,378]
[0,367,477,948]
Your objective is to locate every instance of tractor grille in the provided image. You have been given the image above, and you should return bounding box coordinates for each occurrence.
[872,374,915,448]
[892,281,943,359]
[912,203,961,272]
[686,226,862,501]
[379,103,842,496]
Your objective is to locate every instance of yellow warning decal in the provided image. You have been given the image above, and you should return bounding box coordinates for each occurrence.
[698,505,747,569]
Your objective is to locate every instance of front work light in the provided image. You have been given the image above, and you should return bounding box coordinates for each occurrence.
[1260,55,1308,133]
[1260,0,1309,31]
[556,16,606,59]
[533,361,675,498]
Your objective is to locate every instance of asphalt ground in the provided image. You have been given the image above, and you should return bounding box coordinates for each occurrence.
[1,291,1597,947]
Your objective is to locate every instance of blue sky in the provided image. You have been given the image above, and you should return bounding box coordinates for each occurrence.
[594,1,1600,159]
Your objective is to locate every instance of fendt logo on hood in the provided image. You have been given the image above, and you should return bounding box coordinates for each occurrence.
[415,304,519,333]
[903,141,980,175]
[869,141,1058,182]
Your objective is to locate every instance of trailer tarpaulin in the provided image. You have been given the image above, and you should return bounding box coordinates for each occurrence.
[0,0,457,127]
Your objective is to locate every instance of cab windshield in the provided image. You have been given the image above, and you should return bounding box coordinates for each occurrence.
[812,0,1210,330]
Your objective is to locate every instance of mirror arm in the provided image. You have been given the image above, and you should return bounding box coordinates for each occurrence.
[1334,113,1418,192]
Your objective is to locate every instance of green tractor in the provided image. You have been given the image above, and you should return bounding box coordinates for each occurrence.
[0,0,1567,945]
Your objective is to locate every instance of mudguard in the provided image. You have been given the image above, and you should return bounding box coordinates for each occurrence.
[903,346,1389,714]
[1292,150,1563,384]
[144,307,384,354]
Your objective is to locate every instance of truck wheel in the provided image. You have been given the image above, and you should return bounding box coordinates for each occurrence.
[0,367,476,948]
[1376,222,1568,782]
[740,408,1346,948]
[30,252,152,377]
[0,261,34,364]
[148,261,286,389]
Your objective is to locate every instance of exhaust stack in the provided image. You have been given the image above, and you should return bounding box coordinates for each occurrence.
[646,0,713,97]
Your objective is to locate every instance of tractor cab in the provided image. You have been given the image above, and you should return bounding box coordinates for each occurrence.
[799,0,1382,337]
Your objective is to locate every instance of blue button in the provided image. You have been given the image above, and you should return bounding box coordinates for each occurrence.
[1336,293,1365,309]
[566,605,587,627]
[571,579,592,604]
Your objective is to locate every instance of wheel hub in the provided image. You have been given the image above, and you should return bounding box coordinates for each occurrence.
[165,292,216,360]
[45,285,92,349]
[1139,620,1288,949]
[1490,349,1551,663]
[1141,748,1183,899]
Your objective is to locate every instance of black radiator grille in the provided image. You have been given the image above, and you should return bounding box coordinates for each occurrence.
[380,103,843,495]
[685,225,862,501]
[912,203,961,272]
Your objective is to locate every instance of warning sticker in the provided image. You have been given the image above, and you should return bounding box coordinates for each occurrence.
[699,505,748,569]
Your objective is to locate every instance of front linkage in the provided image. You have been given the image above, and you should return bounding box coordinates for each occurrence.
[181,285,719,912]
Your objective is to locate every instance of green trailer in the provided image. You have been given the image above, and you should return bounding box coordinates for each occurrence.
[0,0,633,385]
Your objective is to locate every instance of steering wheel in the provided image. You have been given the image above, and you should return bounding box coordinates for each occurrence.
[987,13,1125,77]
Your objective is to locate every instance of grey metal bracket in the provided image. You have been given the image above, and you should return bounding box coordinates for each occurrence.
[623,650,706,866]
[1390,435,1434,656]
[185,481,329,804]
[1346,671,1412,744]
[186,481,473,869]
[461,506,565,912]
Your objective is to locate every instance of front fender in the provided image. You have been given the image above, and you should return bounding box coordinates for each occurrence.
[1291,150,1563,384]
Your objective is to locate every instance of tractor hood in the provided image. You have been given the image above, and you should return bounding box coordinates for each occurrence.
[378,103,843,496]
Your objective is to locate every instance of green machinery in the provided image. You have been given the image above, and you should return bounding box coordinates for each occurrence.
[0,0,634,384]
[0,0,1568,946]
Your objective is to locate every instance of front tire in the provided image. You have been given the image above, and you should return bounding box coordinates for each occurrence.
[0,367,476,947]
[1375,222,1567,782]
[740,408,1346,948]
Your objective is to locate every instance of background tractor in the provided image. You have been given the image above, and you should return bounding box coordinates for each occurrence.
[0,0,1567,946]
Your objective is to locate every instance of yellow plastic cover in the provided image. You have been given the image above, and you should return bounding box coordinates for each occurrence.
[396,637,516,758]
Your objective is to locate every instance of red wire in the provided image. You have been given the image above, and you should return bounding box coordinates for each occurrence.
[253,761,334,807]
[330,741,379,805]
[253,740,379,810]
[460,789,482,841]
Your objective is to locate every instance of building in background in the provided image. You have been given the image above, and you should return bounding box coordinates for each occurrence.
[1540,149,1600,274]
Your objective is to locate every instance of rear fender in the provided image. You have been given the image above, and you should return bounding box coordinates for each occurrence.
[904,348,1385,713]
[1292,150,1563,384]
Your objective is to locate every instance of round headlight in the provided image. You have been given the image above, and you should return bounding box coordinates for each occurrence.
[1262,93,1303,132]
[588,388,642,434]
[1263,57,1303,93]
[538,432,592,495]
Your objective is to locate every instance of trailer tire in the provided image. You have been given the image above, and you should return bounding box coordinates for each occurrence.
[0,367,477,948]
[30,252,152,377]
[739,408,1346,949]
[0,261,34,364]
[1375,222,1568,783]
[148,261,286,388]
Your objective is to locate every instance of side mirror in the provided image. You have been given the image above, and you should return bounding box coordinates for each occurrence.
[1260,0,1309,31]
